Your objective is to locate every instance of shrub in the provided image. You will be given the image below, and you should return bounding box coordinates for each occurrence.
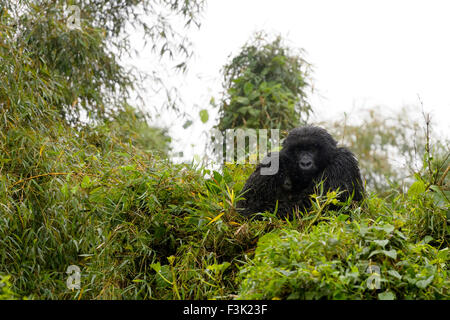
[238,218,449,300]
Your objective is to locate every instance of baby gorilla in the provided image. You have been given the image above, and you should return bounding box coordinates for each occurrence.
[236,126,364,218]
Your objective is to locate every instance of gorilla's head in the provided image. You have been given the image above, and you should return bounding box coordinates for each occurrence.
[259,151,294,191]
[281,126,338,183]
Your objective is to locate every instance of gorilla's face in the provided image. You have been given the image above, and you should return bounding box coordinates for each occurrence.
[281,126,338,182]
[284,142,321,176]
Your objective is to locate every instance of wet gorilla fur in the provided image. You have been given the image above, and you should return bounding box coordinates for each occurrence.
[237,126,364,218]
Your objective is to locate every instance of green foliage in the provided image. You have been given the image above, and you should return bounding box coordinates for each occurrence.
[0,0,204,300]
[237,217,449,300]
[215,32,312,133]
[0,122,200,298]
[403,178,449,246]
[0,0,204,124]
[0,0,448,302]
[95,105,172,156]
[1,137,448,299]
[0,275,21,300]
[235,157,449,300]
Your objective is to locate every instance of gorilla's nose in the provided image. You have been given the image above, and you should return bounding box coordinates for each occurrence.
[300,160,313,170]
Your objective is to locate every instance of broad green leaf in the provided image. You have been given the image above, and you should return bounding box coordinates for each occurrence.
[416,275,434,289]
[378,224,395,234]
[199,109,209,123]
[382,250,397,259]
[423,236,433,244]
[437,248,448,261]
[235,96,250,105]
[378,291,396,300]
[337,214,349,222]
[387,270,402,280]
[243,82,254,96]
[150,262,161,273]
[372,239,389,247]
[369,249,397,259]
[408,180,426,198]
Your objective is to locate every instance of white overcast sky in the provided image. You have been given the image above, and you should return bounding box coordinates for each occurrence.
[128,0,450,161]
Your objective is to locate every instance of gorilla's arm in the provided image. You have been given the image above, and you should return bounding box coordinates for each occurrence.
[320,147,364,202]
[236,152,295,217]
[236,168,277,216]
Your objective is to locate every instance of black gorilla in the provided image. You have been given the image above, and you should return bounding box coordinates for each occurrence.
[236,126,364,218]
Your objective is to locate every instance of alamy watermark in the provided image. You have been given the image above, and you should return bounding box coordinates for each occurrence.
[66,265,81,290]
[366,264,381,290]
[209,128,280,175]
[66,5,81,30]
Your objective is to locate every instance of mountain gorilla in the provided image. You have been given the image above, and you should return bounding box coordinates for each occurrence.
[236,126,364,218]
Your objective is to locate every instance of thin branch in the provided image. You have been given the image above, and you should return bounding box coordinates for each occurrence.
[10,172,71,189]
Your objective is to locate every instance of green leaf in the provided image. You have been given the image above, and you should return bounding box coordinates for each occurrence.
[61,183,69,198]
[248,109,260,117]
[199,109,209,123]
[243,82,254,96]
[378,224,395,234]
[150,262,161,273]
[369,249,397,259]
[70,185,79,195]
[387,270,402,280]
[372,239,389,247]
[235,96,250,105]
[416,275,434,289]
[207,262,231,274]
[408,180,426,198]
[437,248,448,261]
[89,187,104,203]
[120,164,136,171]
[382,250,397,259]
[429,185,449,208]
[378,291,396,300]
[182,120,193,129]
[81,175,91,188]
[213,170,223,184]
[248,90,260,100]
[337,214,349,222]
[237,106,253,115]
[423,236,433,244]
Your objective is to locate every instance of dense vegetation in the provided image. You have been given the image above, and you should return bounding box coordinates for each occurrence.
[215,31,313,133]
[0,1,448,300]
